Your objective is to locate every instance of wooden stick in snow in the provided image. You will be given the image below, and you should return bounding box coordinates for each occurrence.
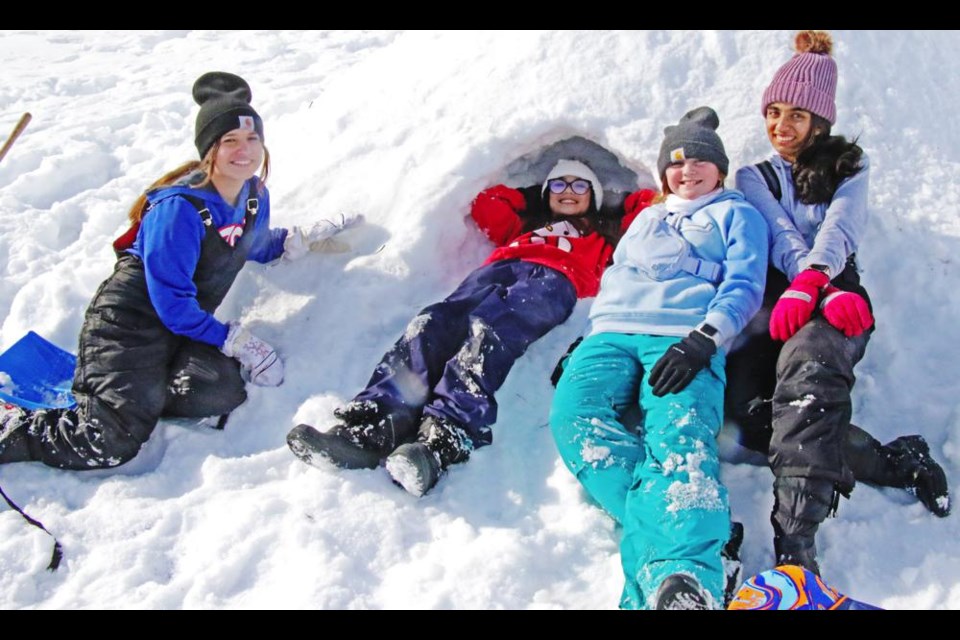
[0,112,32,165]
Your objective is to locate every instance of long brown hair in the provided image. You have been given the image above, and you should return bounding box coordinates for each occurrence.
[125,142,271,224]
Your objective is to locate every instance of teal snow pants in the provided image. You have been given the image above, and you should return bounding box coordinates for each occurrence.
[549,332,729,609]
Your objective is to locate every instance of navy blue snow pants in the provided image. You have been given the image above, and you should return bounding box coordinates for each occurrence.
[352,259,577,448]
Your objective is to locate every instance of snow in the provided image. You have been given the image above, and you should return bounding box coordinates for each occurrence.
[789,394,816,409]
[663,448,726,515]
[1,29,958,609]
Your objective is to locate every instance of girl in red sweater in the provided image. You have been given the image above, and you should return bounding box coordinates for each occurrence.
[288,158,653,497]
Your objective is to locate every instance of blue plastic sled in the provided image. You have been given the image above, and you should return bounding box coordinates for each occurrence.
[0,331,77,410]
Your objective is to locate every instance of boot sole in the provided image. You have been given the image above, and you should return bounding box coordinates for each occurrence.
[385,443,439,497]
[888,435,951,517]
[287,424,382,470]
[655,573,711,610]
[914,467,952,518]
[721,521,744,607]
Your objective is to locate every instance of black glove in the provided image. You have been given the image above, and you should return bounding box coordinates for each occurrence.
[648,330,716,397]
[550,336,583,387]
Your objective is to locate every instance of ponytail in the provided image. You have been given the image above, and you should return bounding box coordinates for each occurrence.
[125,160,208,224]
[125,141,271,223]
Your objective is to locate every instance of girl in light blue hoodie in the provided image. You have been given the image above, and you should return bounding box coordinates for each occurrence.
[549,107,768,610]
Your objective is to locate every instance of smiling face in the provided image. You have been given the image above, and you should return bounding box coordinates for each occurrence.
[664,159,721,200]
[212,127,264,184]
[547,175,592,217]
[765,102,823,162]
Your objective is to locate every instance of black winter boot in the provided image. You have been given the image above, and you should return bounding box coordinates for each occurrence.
[0,403,31,464]
[846,429,951,517]
[882,436,950,518]
[332,400,382,428]
[287,403,399,470]
[771,477,840,576]
[385,415,472,497]
[721,521,745,608]
[655,573,711,610]
[1,402,25,434]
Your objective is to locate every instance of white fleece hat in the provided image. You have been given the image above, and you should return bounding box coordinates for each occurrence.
[541,159,603,210]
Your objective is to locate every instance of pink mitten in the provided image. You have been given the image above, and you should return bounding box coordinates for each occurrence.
[821,286,874,338]
[769,269,830,341]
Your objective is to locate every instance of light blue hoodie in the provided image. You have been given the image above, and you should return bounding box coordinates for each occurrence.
[586,188,768,350]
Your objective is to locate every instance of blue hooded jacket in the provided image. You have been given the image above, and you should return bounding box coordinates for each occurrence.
[126,177,287,347]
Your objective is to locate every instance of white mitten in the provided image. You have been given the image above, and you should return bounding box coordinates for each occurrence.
[282,227,311,261]
[220,322,284,387]
[283,213,366,259]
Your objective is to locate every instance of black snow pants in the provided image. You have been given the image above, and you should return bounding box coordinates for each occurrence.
[0,199,257,469]
[725,263,874,493]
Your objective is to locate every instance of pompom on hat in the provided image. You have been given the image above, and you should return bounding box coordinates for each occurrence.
[762,30,838,125]
[657,106,729,177]
[541,159,604,210]
[193,71,264,159]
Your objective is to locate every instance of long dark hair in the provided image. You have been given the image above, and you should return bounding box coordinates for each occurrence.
[792,115,863,205]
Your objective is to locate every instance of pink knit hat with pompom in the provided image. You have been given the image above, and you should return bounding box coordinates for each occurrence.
[762,31,838,125]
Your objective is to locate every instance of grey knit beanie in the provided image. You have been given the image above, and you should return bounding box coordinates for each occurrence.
[657,106,729,178]
[193,71,264,159]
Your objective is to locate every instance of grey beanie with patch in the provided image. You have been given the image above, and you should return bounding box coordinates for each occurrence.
[656,106,729,177]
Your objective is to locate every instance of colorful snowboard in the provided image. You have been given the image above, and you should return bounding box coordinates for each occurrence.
[0,331,77,410]
[728,564,883,610]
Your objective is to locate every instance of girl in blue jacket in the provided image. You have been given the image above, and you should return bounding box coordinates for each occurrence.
[549,107,769,610]
[0,72,353,469]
